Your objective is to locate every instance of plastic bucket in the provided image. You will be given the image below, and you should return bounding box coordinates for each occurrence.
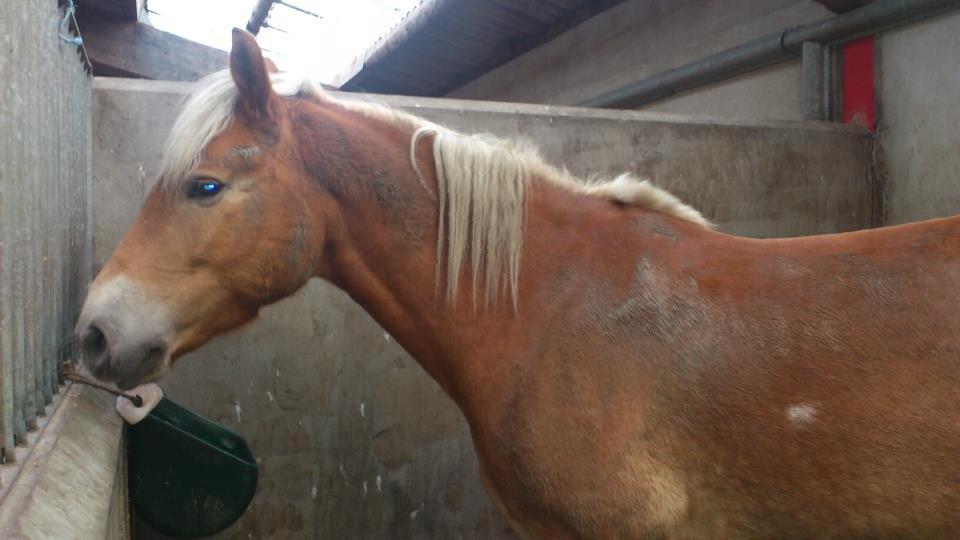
[127,398,258,538]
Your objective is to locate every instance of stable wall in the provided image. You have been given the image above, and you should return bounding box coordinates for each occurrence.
[92,77,875,539]
[877,11,960,224]
[446,0,960,227]
[447,0,834,121]
[0,2,126,538]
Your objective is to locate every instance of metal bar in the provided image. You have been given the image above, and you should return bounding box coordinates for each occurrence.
[803,42,827,120]
[261,21,288,34]
[0,126,9,462]
[276,0,321,18]
[0,0,12,463]
[23,0,39,432]
[821,45,837,121]
[38,0,52,412]
[579,0,960,108]
[246,0,276,36]
[0,0,92,461]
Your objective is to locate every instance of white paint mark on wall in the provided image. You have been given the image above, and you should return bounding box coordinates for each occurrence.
[410,502,424,520]
[360,402,366,417]
[383,332,392,342]
[376,475,382,492]
[786,403,817,425]
[266,391,274,402]
[276,368,280,377]
[339,462,351,486]
[363,480,368,498]
[311,485,318,499]
[234,400,243,423]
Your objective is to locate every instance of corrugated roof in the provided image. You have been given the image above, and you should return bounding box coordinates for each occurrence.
[339,0,627,96]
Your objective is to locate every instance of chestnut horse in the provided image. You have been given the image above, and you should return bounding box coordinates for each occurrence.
[76,29,960,538]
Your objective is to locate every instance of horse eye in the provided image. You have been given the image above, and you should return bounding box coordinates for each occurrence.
[187,179,223,199]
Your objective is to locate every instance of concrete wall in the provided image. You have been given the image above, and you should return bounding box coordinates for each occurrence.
[445,0,960,228]
[447,0,834,121]
[92,78,874,539]
[877,12,960,224]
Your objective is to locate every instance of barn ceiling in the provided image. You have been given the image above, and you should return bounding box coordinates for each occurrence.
[338,0,628,97]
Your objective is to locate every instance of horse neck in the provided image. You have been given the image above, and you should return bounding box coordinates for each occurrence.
[295,103,498,405]
[297,102,595,413]
[299,101,700,419]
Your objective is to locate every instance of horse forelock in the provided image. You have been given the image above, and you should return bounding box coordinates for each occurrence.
[157,70,323,189]
[158,69,710,308]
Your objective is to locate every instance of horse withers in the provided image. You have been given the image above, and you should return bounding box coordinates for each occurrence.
[75,29,960,538]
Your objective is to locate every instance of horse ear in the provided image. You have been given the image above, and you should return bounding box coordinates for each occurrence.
[230,28,273,117]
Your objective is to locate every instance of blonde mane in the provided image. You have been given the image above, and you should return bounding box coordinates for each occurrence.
[159,70,710,306]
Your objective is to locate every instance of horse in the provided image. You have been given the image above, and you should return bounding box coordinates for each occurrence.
[75,29,960,538]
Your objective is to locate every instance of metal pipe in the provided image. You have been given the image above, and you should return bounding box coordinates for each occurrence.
[579,0,960,109]
[276,0,321,19]
[246,0,276,36]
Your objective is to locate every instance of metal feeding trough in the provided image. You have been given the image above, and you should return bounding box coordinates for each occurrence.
[127,398,258,538]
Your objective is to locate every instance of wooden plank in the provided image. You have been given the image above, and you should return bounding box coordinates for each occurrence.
[76,9,227,81]
[80,0,144,21]
[815,0,876,14]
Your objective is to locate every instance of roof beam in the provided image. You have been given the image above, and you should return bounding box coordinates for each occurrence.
[76,8,227,81]
[80,0,145,21]
[339,0,629,96]
[816,0,876,13]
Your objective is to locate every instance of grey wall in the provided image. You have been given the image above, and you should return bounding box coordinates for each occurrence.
[447,0,833,121]
[0,1,92,465]
[446,0,960,228]
[92,78,874,538]
[877,12,960,224]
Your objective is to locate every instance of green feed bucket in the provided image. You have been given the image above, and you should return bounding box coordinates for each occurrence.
[127,398,258,538]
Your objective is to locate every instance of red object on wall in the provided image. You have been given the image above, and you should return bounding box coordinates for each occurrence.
[842,36,876,131]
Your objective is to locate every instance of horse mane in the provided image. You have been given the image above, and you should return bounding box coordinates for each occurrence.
[159,70,711,306]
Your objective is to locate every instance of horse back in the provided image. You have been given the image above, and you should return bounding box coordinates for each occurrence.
[482,213,960,537]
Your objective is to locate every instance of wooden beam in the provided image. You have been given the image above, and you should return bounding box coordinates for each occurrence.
[246,0,276,35]
[76,9,227,81]
[815,0,876,13]
[79,0,144,21]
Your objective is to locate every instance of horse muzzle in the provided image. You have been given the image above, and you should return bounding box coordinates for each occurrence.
[74,275,172,390]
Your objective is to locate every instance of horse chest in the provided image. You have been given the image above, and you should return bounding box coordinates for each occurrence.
[471,371,689,538]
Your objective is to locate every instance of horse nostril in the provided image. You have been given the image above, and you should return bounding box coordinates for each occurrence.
[80,324,108,364]
[145,344,167,365]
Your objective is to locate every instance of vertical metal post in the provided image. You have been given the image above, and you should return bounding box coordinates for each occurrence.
[0,2,11,459]
[23,0,39,432]
[802,41,828,121]
[821,45,837,122]
[11,0,28,451]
